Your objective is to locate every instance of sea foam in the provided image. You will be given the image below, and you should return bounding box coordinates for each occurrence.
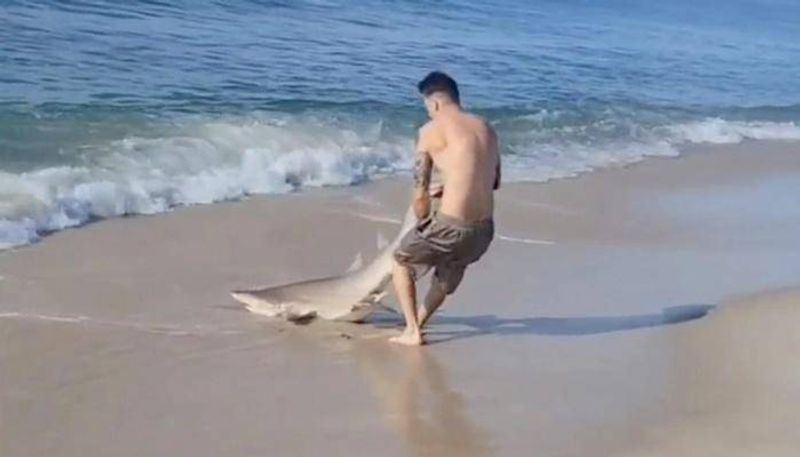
[2,113,800,250]
[1,114,410,249]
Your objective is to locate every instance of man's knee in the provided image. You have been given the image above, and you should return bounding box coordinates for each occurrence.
[393,256,417,280]
[393,248,413,266]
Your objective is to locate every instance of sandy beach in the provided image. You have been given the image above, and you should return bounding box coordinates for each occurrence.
[2,139,799,456]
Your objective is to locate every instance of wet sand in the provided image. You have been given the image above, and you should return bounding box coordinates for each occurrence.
[2,139,799,456]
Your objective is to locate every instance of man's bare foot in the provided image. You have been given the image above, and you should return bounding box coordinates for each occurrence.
[389,329,425,346]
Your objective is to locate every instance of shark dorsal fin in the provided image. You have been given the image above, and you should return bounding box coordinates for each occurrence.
[345,252,364,273]
[376,231,388,250]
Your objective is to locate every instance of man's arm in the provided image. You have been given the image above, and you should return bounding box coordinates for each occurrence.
[491,126,501,190]
[412,124,436,219]
[493,156,501,190]
[413,148,433,219]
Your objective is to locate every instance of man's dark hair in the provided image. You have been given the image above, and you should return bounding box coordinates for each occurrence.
[417,71,460,104]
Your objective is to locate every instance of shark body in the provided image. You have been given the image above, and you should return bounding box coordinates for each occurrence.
[231,206,417,322]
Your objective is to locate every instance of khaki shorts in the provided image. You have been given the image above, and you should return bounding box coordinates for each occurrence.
[394,212,494,294]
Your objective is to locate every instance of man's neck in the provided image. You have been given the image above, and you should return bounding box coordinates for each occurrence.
[434,103,461,118]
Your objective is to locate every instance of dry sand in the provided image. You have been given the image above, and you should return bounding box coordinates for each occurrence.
[1,139,799,456]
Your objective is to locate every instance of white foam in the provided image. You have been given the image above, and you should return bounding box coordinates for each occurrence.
[665,119,800,144]
[0,311,88,323]
[0,114,411,249]
[2,114,799,250]
[496,235,556,245]
[0,310,242,336]
[342,211,403,224]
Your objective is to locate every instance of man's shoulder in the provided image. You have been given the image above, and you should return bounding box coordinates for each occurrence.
[417,120,445,147]
[464,111,493,129]
[418,119,439,135]
[467,112,497,140]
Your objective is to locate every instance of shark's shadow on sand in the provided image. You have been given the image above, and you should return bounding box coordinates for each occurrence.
[368,304,715,344]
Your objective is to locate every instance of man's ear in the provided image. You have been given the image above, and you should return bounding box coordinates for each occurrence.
[433,99,440,113]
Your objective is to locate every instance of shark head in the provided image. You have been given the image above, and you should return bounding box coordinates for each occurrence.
[231,206,416,323]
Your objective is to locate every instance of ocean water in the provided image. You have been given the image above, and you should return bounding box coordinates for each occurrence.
[1,0,799,249]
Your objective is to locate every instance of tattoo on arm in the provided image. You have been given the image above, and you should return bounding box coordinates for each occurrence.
[414,151,432,191]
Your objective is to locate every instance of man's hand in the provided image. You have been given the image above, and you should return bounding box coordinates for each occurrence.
[413,193,431,220]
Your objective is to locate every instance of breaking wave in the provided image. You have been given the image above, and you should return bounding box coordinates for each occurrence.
[2,109,800,249]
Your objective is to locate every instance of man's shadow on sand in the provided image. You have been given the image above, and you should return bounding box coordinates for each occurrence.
[369,304,715,344]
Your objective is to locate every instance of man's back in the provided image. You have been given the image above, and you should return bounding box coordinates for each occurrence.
[427,109,499,222]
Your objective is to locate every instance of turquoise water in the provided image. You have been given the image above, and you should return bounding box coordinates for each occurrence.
[1,0,800,247]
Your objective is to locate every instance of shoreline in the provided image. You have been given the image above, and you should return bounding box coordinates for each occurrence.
[2,137,798,254]
[2,139,800,456]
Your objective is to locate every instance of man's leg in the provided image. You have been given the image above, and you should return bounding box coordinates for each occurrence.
[390,260,424,345]
[418,265,465,329]
[417,279,447,329]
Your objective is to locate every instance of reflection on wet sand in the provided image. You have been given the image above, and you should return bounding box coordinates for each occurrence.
[351,342,492,457]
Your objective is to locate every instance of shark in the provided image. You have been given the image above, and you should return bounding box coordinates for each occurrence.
[231,206,418,323]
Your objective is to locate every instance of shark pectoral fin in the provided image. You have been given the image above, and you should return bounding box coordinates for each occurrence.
[285,308,317,324]
[345,301,376,323]
[371,290,388,303]
[367,290,400,315]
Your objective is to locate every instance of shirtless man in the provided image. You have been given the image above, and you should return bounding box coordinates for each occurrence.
[391,71,500,346]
